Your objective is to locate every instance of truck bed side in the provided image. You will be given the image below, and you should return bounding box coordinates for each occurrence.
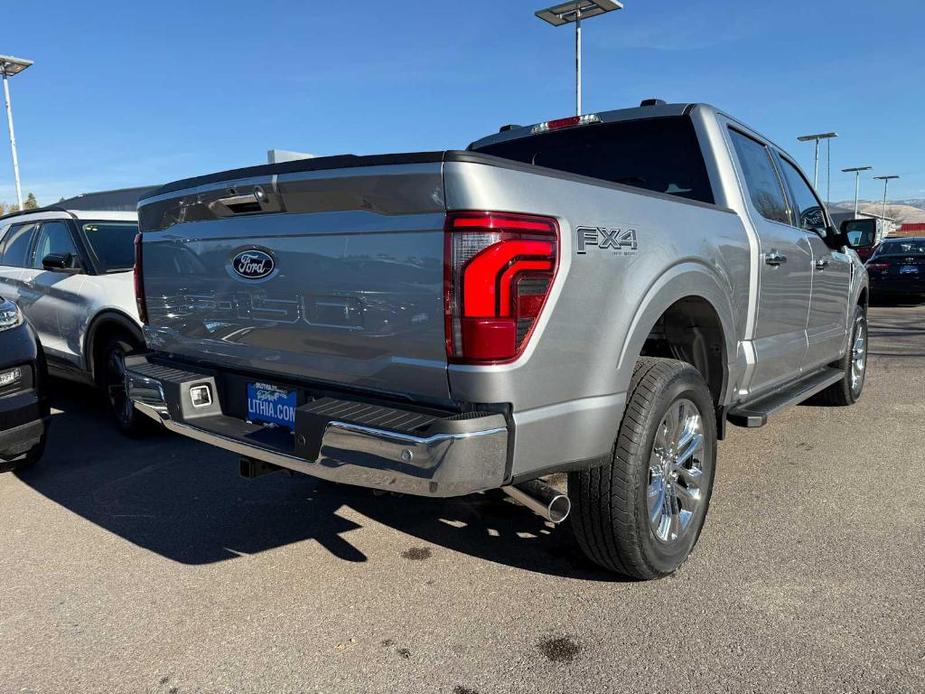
[441,153,750,477]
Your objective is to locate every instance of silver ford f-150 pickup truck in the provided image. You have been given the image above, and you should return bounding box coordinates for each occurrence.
[126,101,868,579]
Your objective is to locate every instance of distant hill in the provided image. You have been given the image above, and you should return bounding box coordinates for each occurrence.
[832,200,925,223]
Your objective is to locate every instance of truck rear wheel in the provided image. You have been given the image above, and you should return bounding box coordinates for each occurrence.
[569,357,717,579]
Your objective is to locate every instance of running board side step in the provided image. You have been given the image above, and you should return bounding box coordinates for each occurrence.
[727,368,844,428]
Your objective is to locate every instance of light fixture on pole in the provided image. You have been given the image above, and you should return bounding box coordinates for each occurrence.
[842,166,873,219]
[0,55,32,209]
[797,131,838,199]
[535,1,623,116]
[873,175,899,222]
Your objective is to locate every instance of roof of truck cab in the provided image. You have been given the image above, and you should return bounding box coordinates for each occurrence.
[468,102,698,149]
[467,102,785,156]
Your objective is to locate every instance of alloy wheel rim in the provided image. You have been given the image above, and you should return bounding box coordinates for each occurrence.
[851,318,867,395]
[647,398,706,545]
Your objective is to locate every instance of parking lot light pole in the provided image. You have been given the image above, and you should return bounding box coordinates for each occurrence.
[843,166,873,219]
[0,55,32,210]
[535,1,623,116]
[797,131,838,196]
[873,175,900,222]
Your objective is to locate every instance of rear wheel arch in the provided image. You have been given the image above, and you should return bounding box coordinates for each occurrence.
[86,311,144,384]
[639,297,729,408]
[618,269,736,408]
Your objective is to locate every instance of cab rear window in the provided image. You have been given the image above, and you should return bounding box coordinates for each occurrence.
[471,116,715,205]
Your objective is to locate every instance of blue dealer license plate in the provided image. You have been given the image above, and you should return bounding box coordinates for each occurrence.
[247,382,297,430]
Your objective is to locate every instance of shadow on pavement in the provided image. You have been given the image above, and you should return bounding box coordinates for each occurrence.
[15,380,617,581]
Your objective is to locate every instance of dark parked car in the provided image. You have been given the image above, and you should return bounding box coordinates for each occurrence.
[0,297,49,471]
[865,237,925,301]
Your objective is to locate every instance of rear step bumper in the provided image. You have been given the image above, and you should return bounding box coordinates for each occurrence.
[124,356,509,497]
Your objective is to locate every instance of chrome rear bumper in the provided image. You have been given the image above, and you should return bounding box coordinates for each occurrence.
[126,360,509,498]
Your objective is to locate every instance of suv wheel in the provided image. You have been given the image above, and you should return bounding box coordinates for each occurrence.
[101,335,149,436]
[569,357,717,579]
[820,304,868,406]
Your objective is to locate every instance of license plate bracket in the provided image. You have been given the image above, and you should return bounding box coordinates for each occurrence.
[247,382,297,431]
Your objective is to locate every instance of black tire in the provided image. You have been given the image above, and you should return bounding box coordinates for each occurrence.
[569,357,717,579]
[819,304,867,406]
[100,334,151,437]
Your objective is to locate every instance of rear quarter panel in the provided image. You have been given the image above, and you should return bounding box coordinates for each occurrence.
[444,159,751,476]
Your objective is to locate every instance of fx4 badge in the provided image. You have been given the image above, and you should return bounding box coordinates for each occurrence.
[577,227,639,255]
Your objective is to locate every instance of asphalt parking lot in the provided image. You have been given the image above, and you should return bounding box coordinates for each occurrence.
[1,304,923,694]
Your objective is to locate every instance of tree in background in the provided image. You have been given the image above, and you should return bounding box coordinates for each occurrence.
[0,192,38,215]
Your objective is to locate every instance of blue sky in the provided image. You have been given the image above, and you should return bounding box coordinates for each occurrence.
[2,0,923,206]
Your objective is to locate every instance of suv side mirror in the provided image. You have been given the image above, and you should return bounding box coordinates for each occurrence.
[42,253,80,272]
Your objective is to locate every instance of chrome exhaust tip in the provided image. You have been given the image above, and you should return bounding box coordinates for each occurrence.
[502,478,571,524]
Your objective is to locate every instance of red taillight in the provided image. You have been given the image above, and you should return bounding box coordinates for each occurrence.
[866,261,890,272]
[444,211,559,364]
[133,232,148,325]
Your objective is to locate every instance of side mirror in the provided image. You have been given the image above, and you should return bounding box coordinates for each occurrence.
[838,219,877,250]
[42,253,80,272]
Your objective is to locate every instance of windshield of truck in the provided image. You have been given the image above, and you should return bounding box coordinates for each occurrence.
[472,116,715,205]
[81,221,139,272]
[874,239,925,256]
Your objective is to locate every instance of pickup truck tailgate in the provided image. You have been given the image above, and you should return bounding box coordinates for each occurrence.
[137,154,451,401]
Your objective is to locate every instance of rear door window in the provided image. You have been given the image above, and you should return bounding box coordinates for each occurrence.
[728,129,792,225]
[0,223,37,268]
[80,221,139,272]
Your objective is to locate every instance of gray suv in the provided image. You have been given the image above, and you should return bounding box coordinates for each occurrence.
[0,189,152,433]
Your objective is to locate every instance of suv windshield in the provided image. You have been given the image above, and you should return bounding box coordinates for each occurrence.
[471,116,715,205]
[874,239,925,257]
[81,221,138,272]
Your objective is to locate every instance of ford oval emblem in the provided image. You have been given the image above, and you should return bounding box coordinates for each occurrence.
[231,249,275,280]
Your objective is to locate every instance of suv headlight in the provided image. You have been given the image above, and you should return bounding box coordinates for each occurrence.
[0,298,23,333]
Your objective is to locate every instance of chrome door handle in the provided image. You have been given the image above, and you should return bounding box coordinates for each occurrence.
[765,251,787,266]
[815,258,830,270]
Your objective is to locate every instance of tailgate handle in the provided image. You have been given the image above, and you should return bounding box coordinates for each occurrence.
[217,193,263,214]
